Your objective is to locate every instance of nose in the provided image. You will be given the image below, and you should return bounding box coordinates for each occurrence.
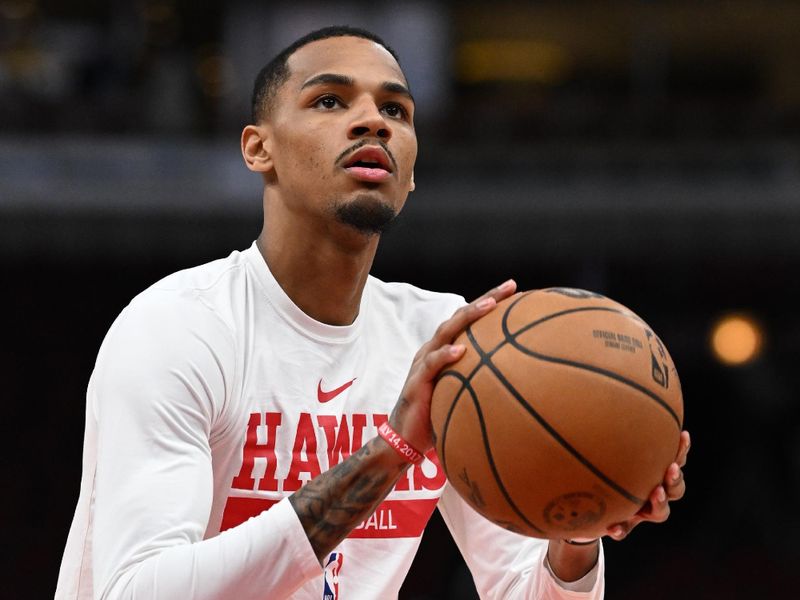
[348,98,392,141]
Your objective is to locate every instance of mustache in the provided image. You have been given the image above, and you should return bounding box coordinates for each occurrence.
[335,139,398,172]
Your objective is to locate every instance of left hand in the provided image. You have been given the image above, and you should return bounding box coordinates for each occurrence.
[605,430,690,541]
[388,279,518,454]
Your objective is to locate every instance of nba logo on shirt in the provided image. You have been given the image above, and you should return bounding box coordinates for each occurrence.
[323,552,344,600]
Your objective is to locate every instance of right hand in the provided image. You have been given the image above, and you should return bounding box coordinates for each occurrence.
[388,279,518,453]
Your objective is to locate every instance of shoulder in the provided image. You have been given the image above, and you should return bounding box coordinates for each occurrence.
[366,276,466,336]
[101,251,251,365]
[148,249,250,299]
[92,254,248,422]
[122,249,250,331]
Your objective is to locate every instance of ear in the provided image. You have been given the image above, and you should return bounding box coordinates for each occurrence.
[409,171,415,192]
[241,125,274,173]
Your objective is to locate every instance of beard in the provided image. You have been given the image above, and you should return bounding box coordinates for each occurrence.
[333,194,398,236]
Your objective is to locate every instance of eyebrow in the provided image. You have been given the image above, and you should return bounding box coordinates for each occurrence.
[382,81,415,104]
[300,73,415,104]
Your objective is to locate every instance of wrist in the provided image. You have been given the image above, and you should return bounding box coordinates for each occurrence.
[547,537,601,583]
[377,421,425,465]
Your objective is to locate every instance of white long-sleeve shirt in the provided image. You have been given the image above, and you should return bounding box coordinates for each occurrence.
[56,242,604,599]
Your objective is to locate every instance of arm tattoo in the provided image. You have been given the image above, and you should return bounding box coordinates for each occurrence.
[289,436,408,563]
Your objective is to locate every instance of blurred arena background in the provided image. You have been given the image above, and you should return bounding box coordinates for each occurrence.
[2,1,799,597]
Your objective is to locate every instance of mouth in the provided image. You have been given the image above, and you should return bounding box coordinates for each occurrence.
[342,146,394,183]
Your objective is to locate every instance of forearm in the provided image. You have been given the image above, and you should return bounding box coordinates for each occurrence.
[289,435,409,563]
[104,498,321,600]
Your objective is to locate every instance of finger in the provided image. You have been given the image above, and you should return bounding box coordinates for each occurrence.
[607,481,676,541]
[675,430,690,468]
[473,278,518,305]
[664,463,686,501]
[429,298,494,349]
[607,489,667,541]
[639,485,670,523]
[606,520,637,541]
[430,281,515,348]
[418,344,467,381]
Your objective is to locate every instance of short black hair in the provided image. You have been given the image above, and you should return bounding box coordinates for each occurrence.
[250,25,400,124]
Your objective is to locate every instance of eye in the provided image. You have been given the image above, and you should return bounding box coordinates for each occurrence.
[314,95,342,110]
[382,103,408,120]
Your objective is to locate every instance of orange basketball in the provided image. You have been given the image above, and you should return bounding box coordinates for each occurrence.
[430,288,683,540]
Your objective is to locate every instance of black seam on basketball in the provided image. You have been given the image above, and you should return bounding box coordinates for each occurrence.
[470,314,645,506]
[440,321,513,422]
[442,294,539,396]
[511,347,680,428]
[437,322,496,476]
[504,305,628,344]
[436,370,469,482]
[436,370,473,487]
[480,354,644,506]
[438,320,544,532]
[501,304,681,428]
[445,353,546,535]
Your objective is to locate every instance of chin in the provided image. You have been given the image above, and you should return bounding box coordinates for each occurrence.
[333,194,399,235]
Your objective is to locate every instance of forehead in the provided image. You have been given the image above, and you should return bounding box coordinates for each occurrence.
[286,36,407,88]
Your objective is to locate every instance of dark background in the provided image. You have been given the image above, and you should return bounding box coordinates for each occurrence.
[2,1,799,598]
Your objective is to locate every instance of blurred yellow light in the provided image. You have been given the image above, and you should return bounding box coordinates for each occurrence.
[457,39,571,85]
[710,314,764,366]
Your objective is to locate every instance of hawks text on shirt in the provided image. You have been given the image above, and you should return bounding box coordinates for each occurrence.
[221,410,446,538]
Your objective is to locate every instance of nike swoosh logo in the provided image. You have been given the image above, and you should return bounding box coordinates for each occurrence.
[317,378,357,403]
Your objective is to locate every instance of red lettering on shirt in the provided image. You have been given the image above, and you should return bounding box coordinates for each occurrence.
[413,450,446,491]
[350,413,367,453]
[230,412,282,492]
[220,496,438,539]
[371,413,387,429]
[284,412,322,491]
[318,415,351,467]
[350,498,439,538]
[225,409,446,520]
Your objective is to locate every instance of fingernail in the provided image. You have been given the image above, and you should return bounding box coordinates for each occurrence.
[450,344,465,356]
[657,487,666,502]
[499,279,515,291]
[611,526,623,537]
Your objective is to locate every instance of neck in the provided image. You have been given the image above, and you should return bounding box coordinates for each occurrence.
[258,206,380,326]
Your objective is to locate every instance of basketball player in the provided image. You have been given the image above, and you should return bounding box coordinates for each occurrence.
[56,26,689,599]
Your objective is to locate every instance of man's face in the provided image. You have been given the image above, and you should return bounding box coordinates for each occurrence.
[265,36,417,235]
